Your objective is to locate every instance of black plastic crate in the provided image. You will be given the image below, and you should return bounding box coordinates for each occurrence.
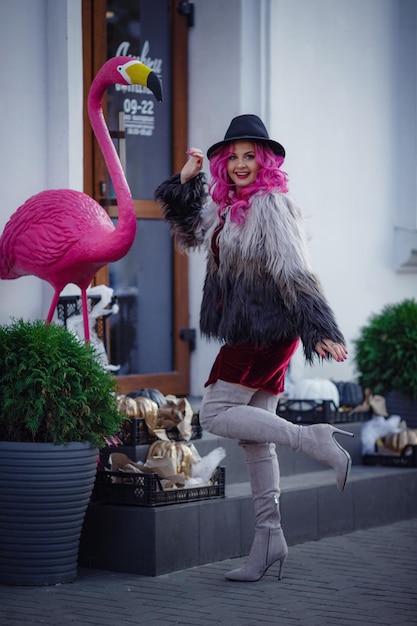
[278,399,337,424]
[363,445,417,468]
[386,392,417,429]
[118,412,202,445]
[333,410,372,423]
[277,399,371,424]
[92,466,225,507]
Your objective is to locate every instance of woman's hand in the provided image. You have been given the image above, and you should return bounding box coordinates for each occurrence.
[315,339,348,362]
[180,147,204,183]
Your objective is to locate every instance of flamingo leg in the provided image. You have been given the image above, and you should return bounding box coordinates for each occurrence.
[81,288,91,342]
[46,289,61,324]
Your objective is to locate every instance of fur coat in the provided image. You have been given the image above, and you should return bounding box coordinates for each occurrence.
[155,173,344,362]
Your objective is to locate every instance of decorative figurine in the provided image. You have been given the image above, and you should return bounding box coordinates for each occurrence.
[0,56,162,341]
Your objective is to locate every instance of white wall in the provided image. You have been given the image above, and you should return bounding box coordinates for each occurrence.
[188,0,417,396]
[269,0,416,384]
[0,0,83,323]
[393,0,417,270]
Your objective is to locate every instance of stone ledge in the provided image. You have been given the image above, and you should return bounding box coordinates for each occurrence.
[79,465,417,576]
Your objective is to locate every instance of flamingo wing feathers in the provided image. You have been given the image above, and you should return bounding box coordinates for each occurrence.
[0,189,114,280]
[0,57,160,326]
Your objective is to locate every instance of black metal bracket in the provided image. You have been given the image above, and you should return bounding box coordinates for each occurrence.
[180,327,196,351]
[178,1,195,27]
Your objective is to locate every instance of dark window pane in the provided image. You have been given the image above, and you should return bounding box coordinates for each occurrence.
[109,219,173,374]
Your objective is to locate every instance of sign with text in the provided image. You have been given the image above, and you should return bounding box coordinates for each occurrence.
[106,0,171,200]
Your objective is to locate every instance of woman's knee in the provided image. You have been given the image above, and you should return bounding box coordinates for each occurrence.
[249,389,279,413]
[199,380,255,431]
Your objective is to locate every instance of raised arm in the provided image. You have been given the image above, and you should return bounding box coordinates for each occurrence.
[154,148,207,250]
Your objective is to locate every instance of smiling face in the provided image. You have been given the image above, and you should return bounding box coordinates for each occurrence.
[226,141,260,192]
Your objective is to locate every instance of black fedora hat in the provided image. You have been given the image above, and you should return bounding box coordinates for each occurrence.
[207,114,285,159]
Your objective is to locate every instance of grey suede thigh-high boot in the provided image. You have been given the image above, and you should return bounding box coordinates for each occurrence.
[200,380,353,491]
[225,442,288,582]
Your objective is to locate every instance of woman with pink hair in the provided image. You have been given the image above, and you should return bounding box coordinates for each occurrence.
[155,114,352,582]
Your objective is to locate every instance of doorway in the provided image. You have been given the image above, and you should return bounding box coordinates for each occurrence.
[82,0,192,395]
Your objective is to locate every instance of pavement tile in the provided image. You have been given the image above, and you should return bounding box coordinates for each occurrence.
[0,519,416,625]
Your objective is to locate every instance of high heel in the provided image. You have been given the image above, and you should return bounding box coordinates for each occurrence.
[301,424,354,491]
[332,427,354,490]
[225,528,288,582]
[277,554,286,581]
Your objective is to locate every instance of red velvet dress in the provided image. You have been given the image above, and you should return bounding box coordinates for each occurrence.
[204,222,299,394]
[205,338,299,394]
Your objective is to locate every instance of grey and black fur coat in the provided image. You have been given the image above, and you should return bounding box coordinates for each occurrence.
[155,173,344,362]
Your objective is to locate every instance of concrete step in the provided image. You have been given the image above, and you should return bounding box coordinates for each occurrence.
[80,429,417,576]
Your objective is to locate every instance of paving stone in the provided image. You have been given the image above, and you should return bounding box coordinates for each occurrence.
[0,519,416,626]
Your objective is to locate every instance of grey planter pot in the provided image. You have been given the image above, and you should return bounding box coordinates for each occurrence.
[0,441,98,586]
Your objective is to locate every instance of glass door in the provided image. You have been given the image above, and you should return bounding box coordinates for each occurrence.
[82,0,192,395]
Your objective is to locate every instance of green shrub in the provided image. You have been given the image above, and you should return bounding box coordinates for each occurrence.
[0,319,123,445]
[354,299,417,400]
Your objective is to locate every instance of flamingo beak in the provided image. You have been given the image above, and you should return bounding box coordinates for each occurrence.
[123,61,163,102]
[147,71,163,103]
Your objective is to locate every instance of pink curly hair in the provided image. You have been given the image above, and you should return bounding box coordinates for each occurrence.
[208,141,289,224]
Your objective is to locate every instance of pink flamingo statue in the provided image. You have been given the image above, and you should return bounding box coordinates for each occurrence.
[0,56,162,341]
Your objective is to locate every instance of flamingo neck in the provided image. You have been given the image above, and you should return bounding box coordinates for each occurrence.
[88,76,136,250]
